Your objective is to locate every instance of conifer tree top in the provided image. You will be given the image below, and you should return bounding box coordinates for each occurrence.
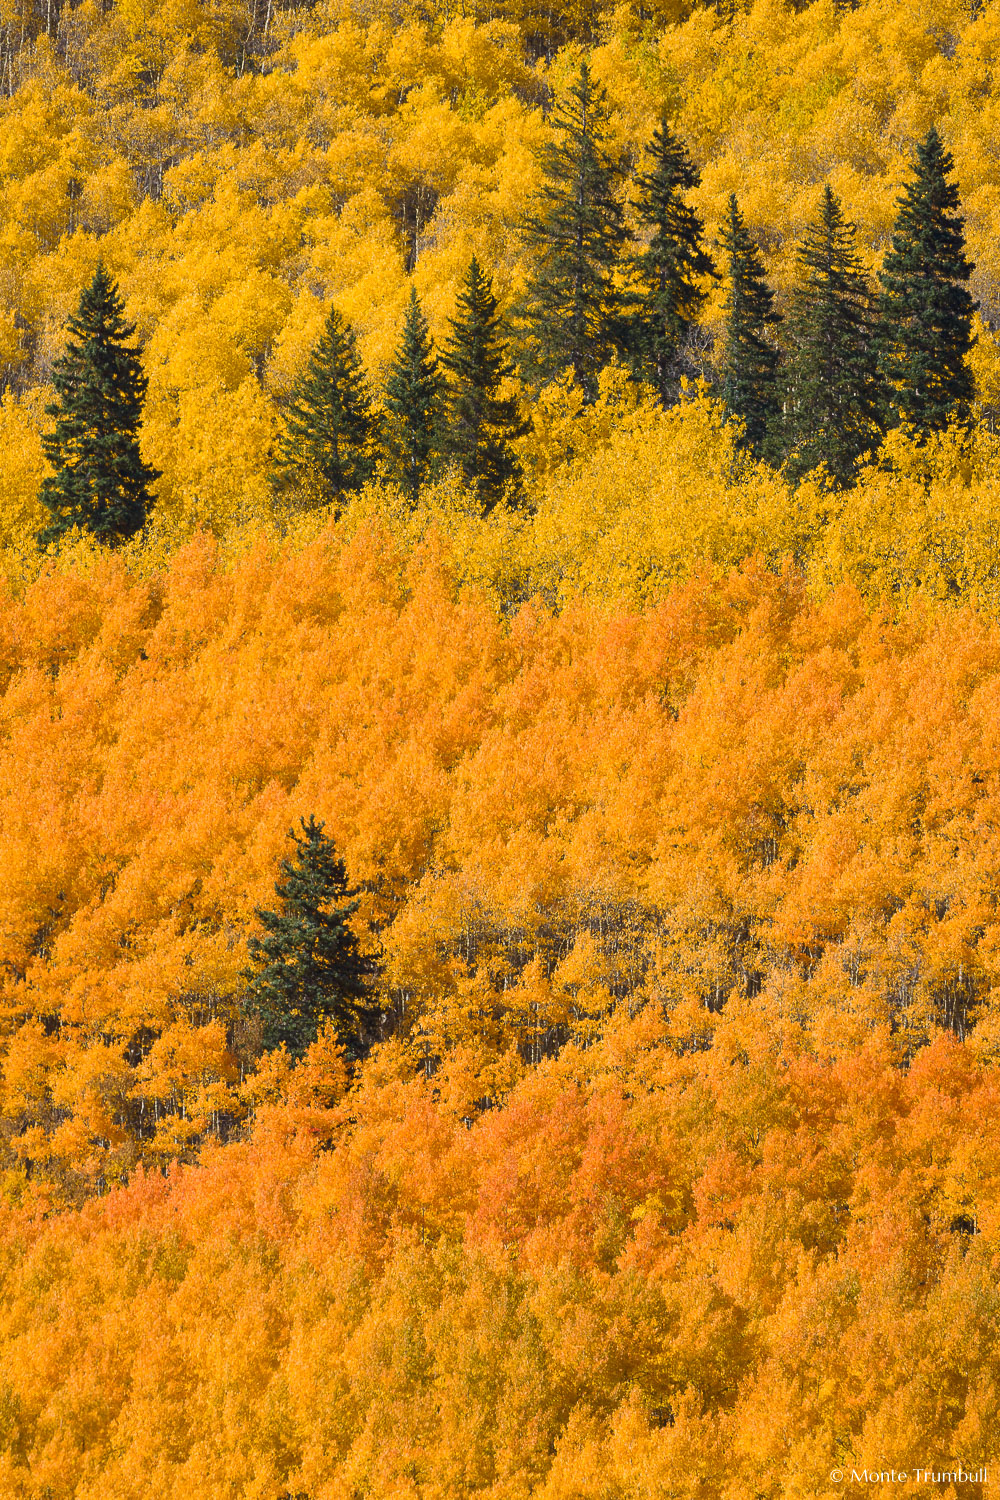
[65,261,135,344]
[244,816,370,1057]
[782,184,880,486]
[630,117,716,403]
[444,257,507,383]
[718,193,782,455]
[38,261,158,549]
[887,127,971,270]
[518,62,628,398]
[272,304,376,508]
[384,287,443,503]
[441,256,523,510]
[877,124,977,434]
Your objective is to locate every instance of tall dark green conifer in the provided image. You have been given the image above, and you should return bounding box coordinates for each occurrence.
[877,126,977,436]
[783,186,882,485]
[518,62,629,400]
[272,306,377,510]
[631,119,716,404]
[38,263,158,549]
[244,817,371,1058]
[718,194,782,455]
[441,257,523,511]
[383,288,444,503]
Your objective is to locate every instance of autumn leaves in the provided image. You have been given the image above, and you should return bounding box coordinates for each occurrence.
[34,71,981,579]
[1,904,998,1494]
[2,534,1000,1202]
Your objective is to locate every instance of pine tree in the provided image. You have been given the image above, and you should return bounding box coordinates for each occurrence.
[441,256,523,511]
[272,306,377,510]
[718,194,782,455]
[877,125,977,436]
[38,263,158,549]
[518,62,629,401]
[384,288,444,503]
[244,817,371,1058]
[630,119,716,405]
[782,186,882,485]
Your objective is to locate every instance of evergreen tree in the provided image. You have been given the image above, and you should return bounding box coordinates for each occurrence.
[782,186,882,485]
[38,262,158,549]
[244,817,371,1058]
[877,125,977,436]
[518,62,629,400]
[718,194,782,455]
[272,306,377,510]
[441,256,524,511]
[384,288,444,503]
[631,119,716,404]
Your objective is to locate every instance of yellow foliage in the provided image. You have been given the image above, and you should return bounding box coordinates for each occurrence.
[0,0,999,600]
[0,4,998,1489]
[0,391,47,550]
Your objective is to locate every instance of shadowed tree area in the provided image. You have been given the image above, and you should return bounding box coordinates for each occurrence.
[244,817,371,1058]
[38,263,158,549]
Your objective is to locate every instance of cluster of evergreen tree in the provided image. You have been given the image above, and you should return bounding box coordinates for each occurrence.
[517,62,717,407]
[718,127,976,478]
[39,256,528,547]
[37,97,978,549]
[271,257,525,516]
[517,68,978,479]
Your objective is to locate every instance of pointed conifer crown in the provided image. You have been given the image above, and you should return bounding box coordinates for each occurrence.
[877,124,977,433]
[38,260,158,549]
[384,286,443,500]
[783,183,880,486]
[385,287,440,401]
[517,61,628,397]
[793,185,869,292]
[720,194,780,330]
[718,193,781,455]
[630,117,716,401]
[245,815,370,1057]
[636,117,701,198]
[441,256,523,509]
[59,262,137,363]
[273,303,376,505]
[444,256,507,385]
[898,127,967,239]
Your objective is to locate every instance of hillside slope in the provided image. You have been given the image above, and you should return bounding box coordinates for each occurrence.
[3,532,1000,1201]
[1,2,1000,1492]
[3,0,1000,541]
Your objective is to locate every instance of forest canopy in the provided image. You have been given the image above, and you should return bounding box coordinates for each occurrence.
[1,0,1000,555]
[0,533,999,1493]
[1,0,1000,1494]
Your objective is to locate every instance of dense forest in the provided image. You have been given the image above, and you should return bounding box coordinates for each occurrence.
[2,0,1000,1494]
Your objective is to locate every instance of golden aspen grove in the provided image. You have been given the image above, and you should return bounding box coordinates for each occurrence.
[4,0,1000,1494]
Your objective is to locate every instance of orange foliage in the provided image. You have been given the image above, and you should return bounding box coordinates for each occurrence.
[2,528,1000,1203]
[0,531,997,1488]
[0,1024,996,1495]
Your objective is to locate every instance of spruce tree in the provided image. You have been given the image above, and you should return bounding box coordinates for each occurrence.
[441,256,523,511]
[718,194,782,455]
[783,185,882,485]
[631,119,716,405]
[877,125,977,436]
[272,306,377,510]
[518,62,629,401]
[244,817,371,1058]
[384,288,444,503]
[38,262,158,549]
